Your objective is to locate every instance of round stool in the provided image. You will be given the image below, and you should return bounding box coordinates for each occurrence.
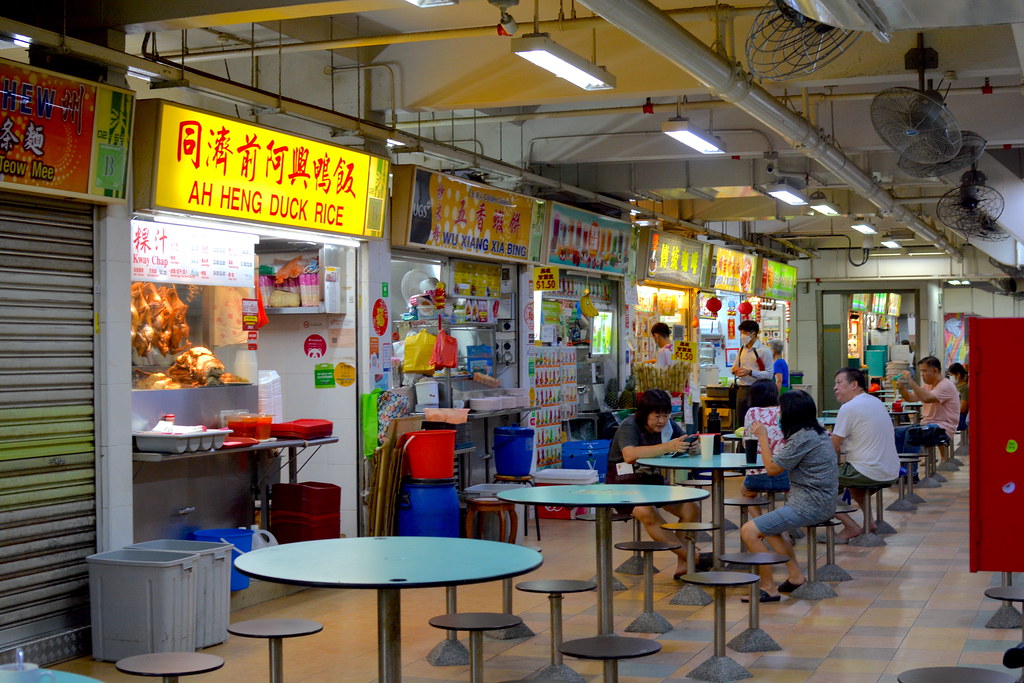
[560,634,661,682]
[429,612,523,683]
[517,579,595,682]
[228,618,322,683]
[717,551,789,652]
[985,573,1023,629]
[115,653,224,683]
[897,666,1015,682]
[493,474,541,539]
[723,497,769,551]
[899,454,928,504]
[615,517,647,576]
[613,540,681,633]
[662,521,717,606]
[679,571,760,681]
[847,484,890,547]
[816,514,853,582]
[984,585,1024,642]
[465,497,518,543]
[790,520,838,600]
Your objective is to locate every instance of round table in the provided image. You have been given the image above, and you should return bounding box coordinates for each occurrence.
[897,666,1015,682]
[31,673,104,683]
[637,453,763,568]
[235,536,542,683]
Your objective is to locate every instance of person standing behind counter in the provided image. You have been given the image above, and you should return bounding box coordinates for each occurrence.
[651,322,673,368]
[731,319,775,424]
[606,388,701,578]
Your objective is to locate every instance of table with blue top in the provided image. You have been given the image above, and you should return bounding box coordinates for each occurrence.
[498,484,708,681]
[20,673,102,682]
[235,536,542,683]
[638,452,763,569]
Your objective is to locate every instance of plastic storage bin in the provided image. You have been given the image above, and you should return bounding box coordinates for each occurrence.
[397,478,459,537]
[533,468,598,519]
[561,439,611,482]
[191,528,252,591]
[126,539,232,648]
[493,426,534,476]
[87,549,198,661]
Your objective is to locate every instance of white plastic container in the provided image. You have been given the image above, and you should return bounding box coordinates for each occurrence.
[87,549,198,661]
[415,379,440,407]
[469,396,503,411]
[133,429,232,454]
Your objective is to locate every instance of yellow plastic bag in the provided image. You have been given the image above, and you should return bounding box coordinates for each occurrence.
[403,329,437,374]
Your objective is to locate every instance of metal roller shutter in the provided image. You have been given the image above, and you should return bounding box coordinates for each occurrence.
[0,191,96,657]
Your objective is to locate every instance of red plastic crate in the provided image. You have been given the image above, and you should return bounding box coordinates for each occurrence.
[270,511,340,544]
[270,419,334,440]
[272,482,340,516]
[535,482,585,519]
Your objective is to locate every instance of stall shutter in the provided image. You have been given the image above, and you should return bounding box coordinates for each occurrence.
[0,191,96,656]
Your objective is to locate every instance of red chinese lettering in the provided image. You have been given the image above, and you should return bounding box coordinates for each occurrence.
[237,134,260,182]
[313,153,331,194]
[177,120,202,169]
[474,204,487,231]
[288,146,310,188]
[333,157,356,198]
[59,84,85,137]
[265,140,288,185]
[508,211,522,235]
[212,126,232,175]
[435,180,445,202]
[454,199,467,226]
[133,225,151,253]
[492,208,505,235]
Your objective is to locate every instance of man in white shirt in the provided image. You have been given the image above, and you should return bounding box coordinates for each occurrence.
[831,368,900,541]
[731,319,774,424]
[651,322,673,368]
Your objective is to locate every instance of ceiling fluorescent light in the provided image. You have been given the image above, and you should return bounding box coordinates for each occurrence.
[403,0,458,6]
[661,118,726,154]
[763,178,808,206]
[850,222,877,234]
[961,280,971,285]
[512,33,616,91]
[947,280,962,285]
[808,192,841,216]
[880,239,901,249]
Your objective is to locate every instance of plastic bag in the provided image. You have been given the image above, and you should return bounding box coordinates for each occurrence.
[431,328,459,369]
[377,390,411,443]
[403,329,437,374]
[360,389,382,456]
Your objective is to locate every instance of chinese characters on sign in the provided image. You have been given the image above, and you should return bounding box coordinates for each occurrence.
[671,341,698,363]
[641,229,704,288]
[533,267,559,291]
[130,220,256,287]
[141,101,388,236]
[0,57,133,201]
[710,246,757,294]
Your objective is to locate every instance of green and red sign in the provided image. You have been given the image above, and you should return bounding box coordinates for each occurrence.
[757,259,797,299]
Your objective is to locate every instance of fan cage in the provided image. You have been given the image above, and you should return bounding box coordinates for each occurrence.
[871,87,962,164]
[898,131,986,178]
[746,0,861,81]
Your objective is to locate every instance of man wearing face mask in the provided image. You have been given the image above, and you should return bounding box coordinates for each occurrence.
[731,319,775,424]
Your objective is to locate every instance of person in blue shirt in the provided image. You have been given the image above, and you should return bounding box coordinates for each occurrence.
[770,338,789,392]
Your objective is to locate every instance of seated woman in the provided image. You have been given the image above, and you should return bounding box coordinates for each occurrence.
[739,379,788,517]
[739,390,838,601]
[606,388,701,579]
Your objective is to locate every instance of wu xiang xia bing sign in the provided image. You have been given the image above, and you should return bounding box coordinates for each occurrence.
[0,57,133,202]
[135,100,389,237]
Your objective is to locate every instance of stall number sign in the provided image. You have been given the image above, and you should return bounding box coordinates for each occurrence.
[672,341,698,363]
[534,267,559,291]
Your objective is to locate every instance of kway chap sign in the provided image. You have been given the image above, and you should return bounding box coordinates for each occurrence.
[135,100,389,237]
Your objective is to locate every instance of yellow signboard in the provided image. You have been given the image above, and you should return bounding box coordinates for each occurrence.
[136,100,389,236]
[672,341,698,363]
[534,266,559,291]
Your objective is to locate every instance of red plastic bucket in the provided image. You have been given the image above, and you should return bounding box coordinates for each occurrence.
[399,430,456,479]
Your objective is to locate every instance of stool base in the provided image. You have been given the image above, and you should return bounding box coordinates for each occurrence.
[722,519,738,531]
[589,573,627,591]
[950,457,965,466]
[624,611,673,634]
[525,662,586,681]
[916,476,941,488]
[728,627,781,653]
[614,554,646,575]
[985,603,1023,629]
[848,531,886,547]
[817,563,854,582]
[887,498,917,512]
[670,583,713,606]
[875,520,897,535]
[426,638,469,666]
[935,461,960,472]
[687,654,753,682]
[932,472,948,483]
[905,492,927,504]
[486,622,535,640]
[791,581,837,600]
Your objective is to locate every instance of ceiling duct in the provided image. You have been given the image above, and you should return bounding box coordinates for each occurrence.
[578,0,960,259]
[779,0,1024,36]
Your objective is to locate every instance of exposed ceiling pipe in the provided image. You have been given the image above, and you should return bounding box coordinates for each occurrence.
[578,0,961,260]
[167,4,762,64]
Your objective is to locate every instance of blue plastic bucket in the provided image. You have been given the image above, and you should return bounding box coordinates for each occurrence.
[397,479,459,537]
[192,528,253,591]
[493,426,534,476]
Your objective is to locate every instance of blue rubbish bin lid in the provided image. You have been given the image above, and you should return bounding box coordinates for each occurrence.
[494,426,534,436]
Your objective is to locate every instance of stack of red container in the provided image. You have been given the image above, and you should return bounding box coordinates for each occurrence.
[270,481,340,543]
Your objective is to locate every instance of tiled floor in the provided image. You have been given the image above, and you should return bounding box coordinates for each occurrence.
[58,451,1022,682]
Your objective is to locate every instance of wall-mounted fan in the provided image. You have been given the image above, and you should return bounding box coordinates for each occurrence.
[871,86,961,164]
[935,168,1007,242]
[897,130,986,178]
[746,0,861,81]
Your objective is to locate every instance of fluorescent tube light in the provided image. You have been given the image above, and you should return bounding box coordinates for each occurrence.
[947,280,962,285]
[961,280,971,285]
[386,138,406,148]
[850,222,877,234]
[661,118,726,154]
[808,192,840,216]
[512,33,616,91]
[880,240,900,248]
[762,178,808,206]
[403,0,458,6]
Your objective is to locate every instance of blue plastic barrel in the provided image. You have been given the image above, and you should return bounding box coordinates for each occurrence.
[397,479,459,537]
[192,528,253,591]
[493,426,534,476]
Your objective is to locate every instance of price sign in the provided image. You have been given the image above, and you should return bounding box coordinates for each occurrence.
[672,341,698,362]
[534,266,559,291]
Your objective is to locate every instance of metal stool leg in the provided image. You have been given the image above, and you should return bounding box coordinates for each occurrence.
[792,527,837,599]
[906,459,928,503]
[615,519,645,575]
[817,522,854,582]
[849,490,885,547]
[875,487,897,534]
[888,468,917,511]
[427,586,469,665]
[625,551,672,633]
[670,532,712,606]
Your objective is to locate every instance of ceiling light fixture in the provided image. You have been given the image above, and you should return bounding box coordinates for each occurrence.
[808,191,841,216]
[948,280,962,285]
[511,33,616,90]
[850,222,878,234]
[661,117,726,155]
[403,0,458,7]
[880,239,901,248]
[762,177,808,206]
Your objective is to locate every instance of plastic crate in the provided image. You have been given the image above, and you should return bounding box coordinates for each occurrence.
[87,549,198,661]
[561,440,610,482]
[271,511,341,544]
[126,539,232,649]
[272,481,340,516]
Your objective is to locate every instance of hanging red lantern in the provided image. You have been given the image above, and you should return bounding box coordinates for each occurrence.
[705,296,722,314]
[738,300,753,316]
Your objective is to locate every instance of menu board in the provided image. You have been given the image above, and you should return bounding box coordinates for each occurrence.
[546,202,631,275]
[851,293,869,312]
[638,228,704,288]
[887,293,902,317]
[871,293,888,315]
[757,259,797,299]
[130,220,256,287]
[709,246,757,294]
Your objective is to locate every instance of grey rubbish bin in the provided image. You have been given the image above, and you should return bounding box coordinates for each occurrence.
[127,539,233,648]
[86,549,198,661]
